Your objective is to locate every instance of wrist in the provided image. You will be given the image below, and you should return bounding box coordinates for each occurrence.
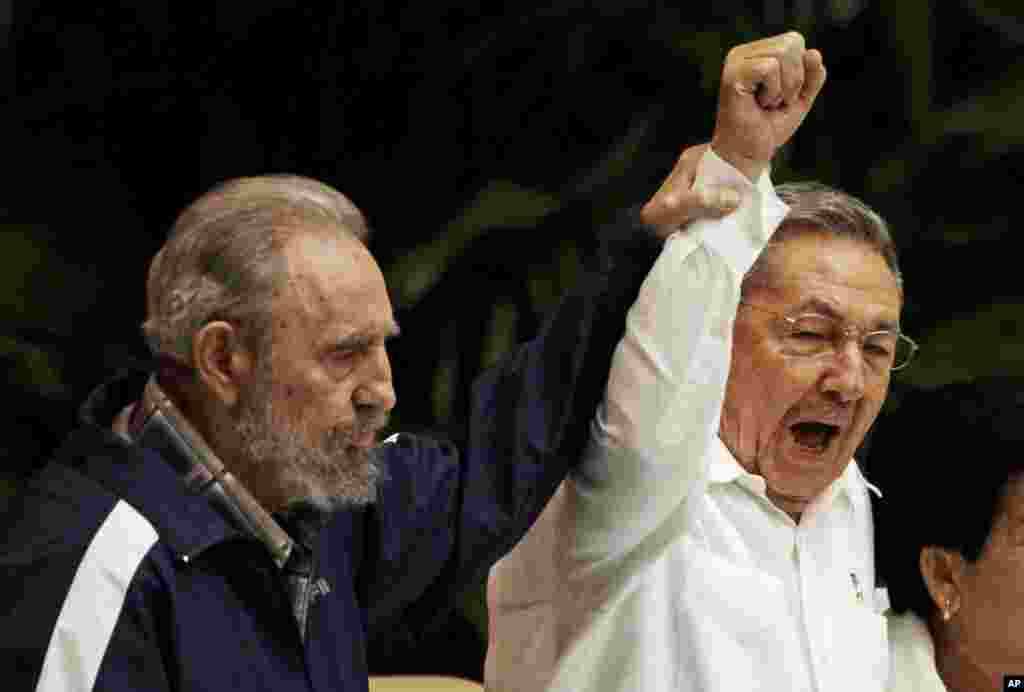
[709,141,769,183]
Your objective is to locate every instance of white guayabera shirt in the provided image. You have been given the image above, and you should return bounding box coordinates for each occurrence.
[486,150,890,692]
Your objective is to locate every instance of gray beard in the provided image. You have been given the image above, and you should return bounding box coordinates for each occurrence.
[233,388,382,513]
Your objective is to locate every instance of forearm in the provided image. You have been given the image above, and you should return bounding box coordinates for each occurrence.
[571,149,789,563]
[388,213,665,632]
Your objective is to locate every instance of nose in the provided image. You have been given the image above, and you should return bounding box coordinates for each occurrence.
[354,344,397,413]
[820,339,866,403]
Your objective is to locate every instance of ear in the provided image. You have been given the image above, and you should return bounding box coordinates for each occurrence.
[192,321,254,409]
[920,545,964,619]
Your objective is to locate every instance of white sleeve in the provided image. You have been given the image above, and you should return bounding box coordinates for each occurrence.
[569,149,789,568]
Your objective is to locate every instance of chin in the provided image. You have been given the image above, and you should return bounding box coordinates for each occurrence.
[280,447,384,511]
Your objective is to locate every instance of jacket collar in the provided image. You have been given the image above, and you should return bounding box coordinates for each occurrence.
[64,368,294,566]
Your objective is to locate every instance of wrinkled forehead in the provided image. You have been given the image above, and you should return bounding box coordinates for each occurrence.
[274,227,394,335]
[750,234,903,326]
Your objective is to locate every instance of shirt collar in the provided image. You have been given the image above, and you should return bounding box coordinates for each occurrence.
[708,436,880,516]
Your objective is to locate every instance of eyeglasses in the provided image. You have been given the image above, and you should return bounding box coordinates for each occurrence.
[738,302,919,372]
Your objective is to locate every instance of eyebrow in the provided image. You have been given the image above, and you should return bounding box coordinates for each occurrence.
[328,322,402,351]
[794,298,900,332]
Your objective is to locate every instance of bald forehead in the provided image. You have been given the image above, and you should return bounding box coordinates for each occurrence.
[280,227,370,302]
[281,224,368,271]
[272,227,395,339]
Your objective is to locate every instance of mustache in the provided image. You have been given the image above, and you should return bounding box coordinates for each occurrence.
[355,411,390,436]
[329,411,391,444]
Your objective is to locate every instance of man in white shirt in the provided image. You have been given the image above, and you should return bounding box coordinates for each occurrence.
[487,32,914,692]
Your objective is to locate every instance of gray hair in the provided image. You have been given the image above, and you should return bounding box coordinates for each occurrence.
[142,174,368,361]
[742,181,902,295]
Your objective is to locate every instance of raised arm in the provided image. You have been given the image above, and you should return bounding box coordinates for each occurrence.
[360,153,738,638]
[569,32,826,568]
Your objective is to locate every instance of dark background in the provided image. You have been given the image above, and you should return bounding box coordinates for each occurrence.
[4,0,1024,681]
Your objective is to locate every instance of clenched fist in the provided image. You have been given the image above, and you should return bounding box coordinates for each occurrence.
[711,31,827,181]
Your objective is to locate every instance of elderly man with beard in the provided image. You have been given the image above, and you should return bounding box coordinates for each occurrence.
[0,133,739,687]
[486,32,914,692]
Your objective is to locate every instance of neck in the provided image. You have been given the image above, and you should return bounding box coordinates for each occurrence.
[720,436,809,522]
[931,616,1000,692]
[765,488,806,523]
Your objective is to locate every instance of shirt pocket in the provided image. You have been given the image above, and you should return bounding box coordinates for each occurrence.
[826,602,889,691]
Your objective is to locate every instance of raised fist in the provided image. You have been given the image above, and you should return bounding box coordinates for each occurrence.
[711,31,827,181]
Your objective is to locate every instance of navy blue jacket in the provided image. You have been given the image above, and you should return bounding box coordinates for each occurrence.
[0,217,660,691]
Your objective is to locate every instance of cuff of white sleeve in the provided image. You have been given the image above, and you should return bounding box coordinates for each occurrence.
[684,149,790,279]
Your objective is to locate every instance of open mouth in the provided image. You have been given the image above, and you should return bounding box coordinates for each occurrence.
[790,421,839,452]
